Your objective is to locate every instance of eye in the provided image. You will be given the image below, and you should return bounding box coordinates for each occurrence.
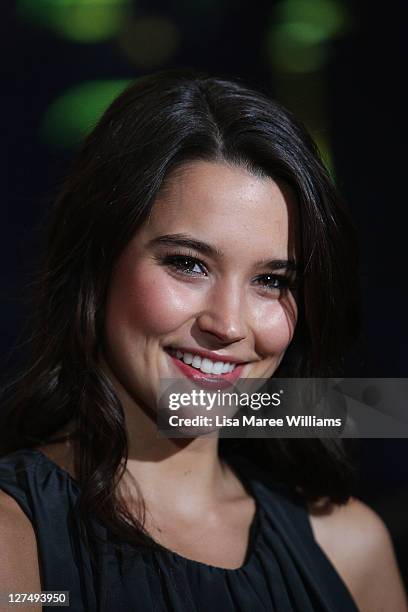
[161,254,207,276]
[252,273,292,295]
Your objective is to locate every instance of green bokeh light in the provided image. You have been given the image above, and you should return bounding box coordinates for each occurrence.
[275,0,350,41]
[266,0,351,73]
[265,27,327,73]
[41,79,132,148]
[278,21,332,45]
[17,0,131,43]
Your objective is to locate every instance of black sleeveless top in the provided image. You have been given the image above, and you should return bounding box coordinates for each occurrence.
[0,449,358,611]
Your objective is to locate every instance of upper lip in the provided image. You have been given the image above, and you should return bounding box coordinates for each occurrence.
[166,346,248,364]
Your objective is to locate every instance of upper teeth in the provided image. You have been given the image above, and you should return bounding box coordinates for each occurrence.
[173,350,236,375]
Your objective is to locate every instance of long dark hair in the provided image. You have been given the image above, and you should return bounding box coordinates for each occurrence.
[0,69,360,550]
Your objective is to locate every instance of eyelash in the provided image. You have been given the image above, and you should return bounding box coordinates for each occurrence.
[161,251,207,276]
[158,251,296,294]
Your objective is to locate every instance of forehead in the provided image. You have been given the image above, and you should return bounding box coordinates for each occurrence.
[143,160,299,258]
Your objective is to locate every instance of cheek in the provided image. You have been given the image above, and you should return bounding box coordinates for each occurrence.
[253,296,298,357]
[105,261,199,338]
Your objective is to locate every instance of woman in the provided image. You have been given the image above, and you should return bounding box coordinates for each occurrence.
[0,70,406,611]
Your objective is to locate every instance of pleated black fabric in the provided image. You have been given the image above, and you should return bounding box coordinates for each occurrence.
[0,449,358,611]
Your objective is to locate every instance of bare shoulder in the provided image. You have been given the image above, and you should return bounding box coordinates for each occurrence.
[0,490,42,610]
[308,496,408,612]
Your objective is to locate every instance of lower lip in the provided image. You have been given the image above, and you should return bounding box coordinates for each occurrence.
[166,353,245,389]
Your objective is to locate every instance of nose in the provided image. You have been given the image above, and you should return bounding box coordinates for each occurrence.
[195,280,248,345]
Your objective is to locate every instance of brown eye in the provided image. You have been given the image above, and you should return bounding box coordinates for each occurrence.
[252,274,291,293]
[163,255,207,276]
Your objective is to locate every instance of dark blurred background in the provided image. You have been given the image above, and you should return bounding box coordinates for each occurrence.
[1,0,407,584]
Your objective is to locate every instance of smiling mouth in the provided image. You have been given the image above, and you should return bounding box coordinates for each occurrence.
[165,347,243,376]
[163,349,249,387]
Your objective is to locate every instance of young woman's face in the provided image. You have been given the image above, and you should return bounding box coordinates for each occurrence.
[103,161,299,412]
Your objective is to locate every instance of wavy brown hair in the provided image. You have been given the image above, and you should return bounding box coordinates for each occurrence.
[0,70,360,552]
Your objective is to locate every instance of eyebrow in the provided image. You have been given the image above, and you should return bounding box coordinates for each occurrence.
[148,233,299,272]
